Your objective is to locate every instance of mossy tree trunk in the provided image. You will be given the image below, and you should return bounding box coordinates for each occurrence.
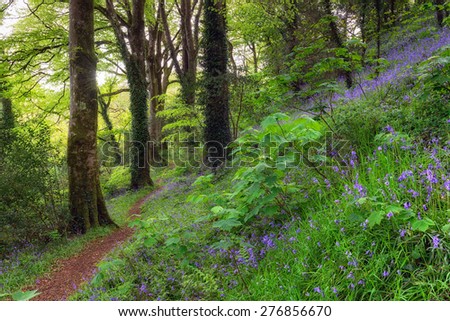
[68,0,116,233]
[100,0,153,189]
[0,91,15,158]
[147,3,173,166]
[203,0,231,167]
[0,97,14,130]
[160,0,202,108]
[98,92,122,166]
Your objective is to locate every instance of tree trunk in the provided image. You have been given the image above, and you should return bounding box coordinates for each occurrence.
[375,0,382,62]
[98,94,122,166]
[435,0,446,27]
[100,0,153,189]
[249,42,258,73]
[1,97,14,130]
[147,10,171,166]
[359,0,368,65]
[129,0,153,189]
[0,95,15,158]
[324,0,353,88]
[203,0,231,167]
[68,0,115,234]
[160,0,201,107]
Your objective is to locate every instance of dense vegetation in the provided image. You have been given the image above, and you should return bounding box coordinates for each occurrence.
[0,0,449,301]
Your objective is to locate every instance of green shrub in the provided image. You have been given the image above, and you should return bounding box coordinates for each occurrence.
[0,122,68,252]
[102,166,131,196]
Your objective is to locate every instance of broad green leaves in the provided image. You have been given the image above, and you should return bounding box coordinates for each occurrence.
[190,113,326,233]
[364,200,436,233]
[0,290,40,301]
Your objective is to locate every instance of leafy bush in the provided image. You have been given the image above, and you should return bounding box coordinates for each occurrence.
[0,122,68,252]
[190,113,327,235]
[101,166,131,196]
[413,45,450,138]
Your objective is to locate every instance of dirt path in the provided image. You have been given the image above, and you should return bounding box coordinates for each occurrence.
[31,187,163,301]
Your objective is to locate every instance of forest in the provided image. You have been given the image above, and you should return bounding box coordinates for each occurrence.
[0,0,449,302]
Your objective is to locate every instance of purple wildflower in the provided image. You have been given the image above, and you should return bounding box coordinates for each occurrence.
[313,287,324,297]
[139,283,148,294]
[386,212,394,219]
[398,170,413,182]
[361,219,369,230]
[432,235,440,249]
[261,235,275,248]
[384,125,395,134]
[444,180,450,191]
[382,271,390,277]
[348,259,358,267]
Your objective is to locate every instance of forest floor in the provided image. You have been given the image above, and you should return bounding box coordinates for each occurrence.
[30,187,163,301]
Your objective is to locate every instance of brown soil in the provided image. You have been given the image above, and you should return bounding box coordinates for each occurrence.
[30,187,163,301]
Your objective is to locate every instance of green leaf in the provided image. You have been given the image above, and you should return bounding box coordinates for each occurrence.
[442,223,450,234]
[367,210,384,227]
[211,239,234,250]
[356,197,368,205]
[212,218,242,231]
[263,205,279,216]
[261,113,289,130]
[211,206,224,214]
[11,290,40,301]
[143,237,157,247]
[411,218,435,232]
[165,237,181,246]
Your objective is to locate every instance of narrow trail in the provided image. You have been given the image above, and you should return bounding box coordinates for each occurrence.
[30,187,163,301]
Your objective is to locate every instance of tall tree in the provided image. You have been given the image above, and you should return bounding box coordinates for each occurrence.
[97,0,153,189]
[68,0,116,233]
[160,0,202,107]
[146,1,174,165]
[203,0,231,166]
[323,0,353,88]
[375,0,382,62]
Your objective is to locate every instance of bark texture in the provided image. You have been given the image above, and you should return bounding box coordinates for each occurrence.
[435,0,447,27]
[160,0,202,107]
[68,0,115,233]
[203,0,231,167]
[101,0,153,189]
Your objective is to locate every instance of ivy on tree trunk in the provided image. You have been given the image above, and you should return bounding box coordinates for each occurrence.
[202,0,231,167]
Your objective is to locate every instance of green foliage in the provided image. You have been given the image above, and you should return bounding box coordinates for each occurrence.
[159,97,204,143]
[190,113,326,235]
[418,45,450,95]
[225,126,449,300]
[0,121,69,250]
[102,166,131,196]
[0,290,40,301]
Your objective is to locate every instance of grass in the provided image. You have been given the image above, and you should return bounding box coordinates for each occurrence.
[222,134,449,301]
